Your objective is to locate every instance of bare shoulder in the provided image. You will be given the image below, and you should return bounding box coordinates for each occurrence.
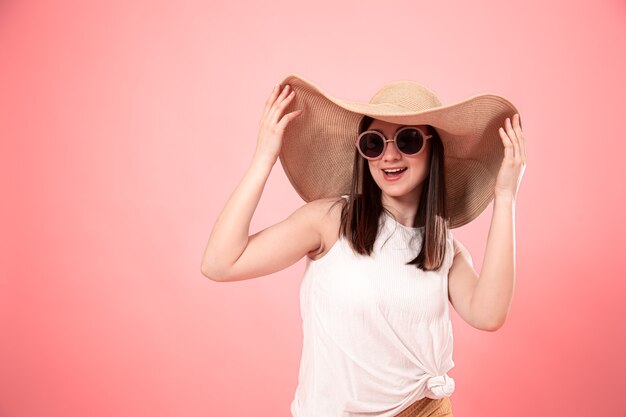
[291,197,342,226]
[452,236,473,267]
[296,196,344,261]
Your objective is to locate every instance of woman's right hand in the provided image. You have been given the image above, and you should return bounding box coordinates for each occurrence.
[253,83,303,166]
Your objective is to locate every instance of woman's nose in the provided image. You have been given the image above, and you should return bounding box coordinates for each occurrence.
[382,140,401,161]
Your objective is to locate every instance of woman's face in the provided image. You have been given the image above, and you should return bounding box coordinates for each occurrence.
[365,118,432,202]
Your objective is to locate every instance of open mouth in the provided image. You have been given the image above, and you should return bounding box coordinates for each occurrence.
[382,167,408,178]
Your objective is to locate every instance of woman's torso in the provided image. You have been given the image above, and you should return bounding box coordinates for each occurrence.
[291,195,456,417]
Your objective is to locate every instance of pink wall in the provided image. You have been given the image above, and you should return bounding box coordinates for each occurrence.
[1,0,625,415]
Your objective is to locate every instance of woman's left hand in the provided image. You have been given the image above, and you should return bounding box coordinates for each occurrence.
[495,113,526,200]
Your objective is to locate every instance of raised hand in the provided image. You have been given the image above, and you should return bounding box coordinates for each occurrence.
[254,83,303,166]
[495,113,526,200]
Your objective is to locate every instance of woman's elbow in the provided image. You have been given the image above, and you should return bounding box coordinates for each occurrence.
[201,262,226,282]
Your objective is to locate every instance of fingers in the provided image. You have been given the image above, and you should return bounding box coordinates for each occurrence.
[265,84,289,123]
[262,83,290,123]
[512,113,526,163]
[499,113,526,164]
[268,84,296,127]
[499,123,515,161]
[277,109,303,130]
[262,84,281,120]
[505,116,519,160]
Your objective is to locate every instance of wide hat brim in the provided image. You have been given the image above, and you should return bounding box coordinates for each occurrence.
[277,73,520,229]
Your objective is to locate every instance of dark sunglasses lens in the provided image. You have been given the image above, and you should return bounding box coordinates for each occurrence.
[397,129,424,154]
[358,133,385,158]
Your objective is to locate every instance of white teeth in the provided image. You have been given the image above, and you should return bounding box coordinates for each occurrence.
[384,168,407,173]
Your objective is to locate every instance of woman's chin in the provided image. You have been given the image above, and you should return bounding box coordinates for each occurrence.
[378,184,410,197]
[377,181,425,199]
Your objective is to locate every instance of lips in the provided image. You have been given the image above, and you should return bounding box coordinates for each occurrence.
[382,167,407,181]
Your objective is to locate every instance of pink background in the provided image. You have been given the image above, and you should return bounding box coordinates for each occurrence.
[2,0,625,416]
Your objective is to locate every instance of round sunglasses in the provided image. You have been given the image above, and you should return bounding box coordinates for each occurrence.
[356,126,433,160]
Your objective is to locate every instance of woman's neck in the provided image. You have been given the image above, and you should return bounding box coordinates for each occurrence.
[381,192,421,228]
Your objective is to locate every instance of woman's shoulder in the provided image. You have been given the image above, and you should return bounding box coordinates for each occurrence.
[304,195,346,216]
[450,232,473,266]
[303,196,346,260]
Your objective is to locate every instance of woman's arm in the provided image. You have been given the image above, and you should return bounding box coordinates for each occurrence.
[200,156,272,279]
[200,83,304,280]
[470,195,516,330]
[469,114,526,330]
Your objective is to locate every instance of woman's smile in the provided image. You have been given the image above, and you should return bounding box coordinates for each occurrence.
[381,167,408,181]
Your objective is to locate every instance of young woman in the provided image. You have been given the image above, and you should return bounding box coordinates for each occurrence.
[201,74,526,417]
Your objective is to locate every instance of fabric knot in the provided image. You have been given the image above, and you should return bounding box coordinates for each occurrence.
[426,373,455,399]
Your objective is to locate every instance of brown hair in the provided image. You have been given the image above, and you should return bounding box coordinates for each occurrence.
[329,115,449,271]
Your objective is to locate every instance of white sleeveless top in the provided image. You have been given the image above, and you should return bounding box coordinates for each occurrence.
[290,195,456,417]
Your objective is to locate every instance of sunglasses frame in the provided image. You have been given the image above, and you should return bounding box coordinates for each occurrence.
[355,126,433,161]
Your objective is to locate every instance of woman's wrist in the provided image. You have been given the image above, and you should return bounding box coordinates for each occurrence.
[494,192,516,205]
[251,152,277,170]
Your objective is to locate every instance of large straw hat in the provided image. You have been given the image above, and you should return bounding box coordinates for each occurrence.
[277,73,520,228]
